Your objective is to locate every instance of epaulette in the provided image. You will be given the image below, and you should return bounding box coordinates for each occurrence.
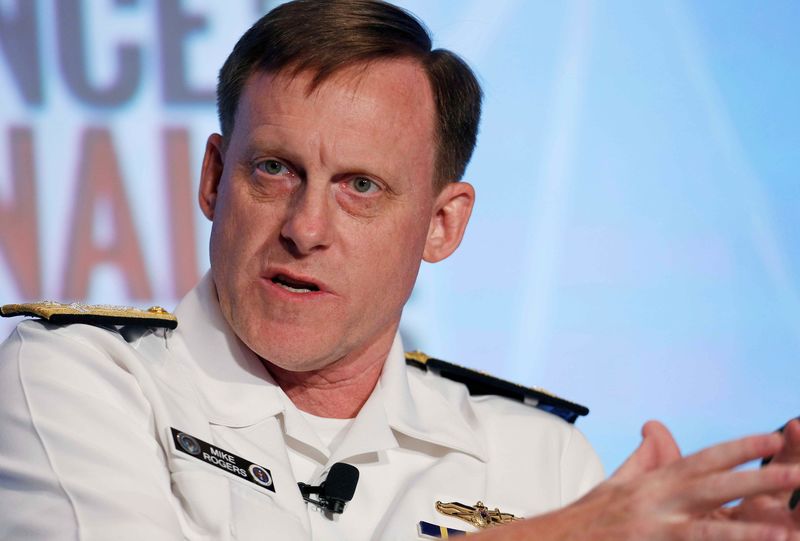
[405,351,589,424]
[0,301,178,329]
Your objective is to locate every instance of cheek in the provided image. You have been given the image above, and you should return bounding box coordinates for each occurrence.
[220,180,286,238]
[350,213,429,289]
[208,197,241,266]
[209,187,273,277]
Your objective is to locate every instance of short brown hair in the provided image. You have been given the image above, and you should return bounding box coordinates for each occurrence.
[217,0,482,188]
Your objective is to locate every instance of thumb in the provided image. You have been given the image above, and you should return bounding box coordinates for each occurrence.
[612,420,682,482]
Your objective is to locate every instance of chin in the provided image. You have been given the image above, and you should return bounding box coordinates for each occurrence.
[257,347,339,373]
[241,327,339,373]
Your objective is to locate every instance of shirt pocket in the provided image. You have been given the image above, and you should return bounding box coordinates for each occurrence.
[170,465,309,541]
[227,479,309,541]
[170,468,233,540]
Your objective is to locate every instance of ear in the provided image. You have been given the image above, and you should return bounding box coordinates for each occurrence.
[198,133,225,221]
[423,181,475,263]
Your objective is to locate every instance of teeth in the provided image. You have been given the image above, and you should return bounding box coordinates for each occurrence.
[272,274,319,293]
[277,282,312,293]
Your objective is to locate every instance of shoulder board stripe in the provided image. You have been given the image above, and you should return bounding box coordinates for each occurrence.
[1,302,178,329]
[405,351,589,424]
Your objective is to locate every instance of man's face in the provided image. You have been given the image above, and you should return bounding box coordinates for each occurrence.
[199,59,471,372]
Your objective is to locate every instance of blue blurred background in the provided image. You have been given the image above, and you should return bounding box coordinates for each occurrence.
[0,0,797,473]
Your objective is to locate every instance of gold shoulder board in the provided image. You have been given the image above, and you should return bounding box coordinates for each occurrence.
[1,301,177,329]
[405,350,588,424]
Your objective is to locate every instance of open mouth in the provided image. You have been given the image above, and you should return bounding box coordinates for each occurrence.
[270,274,320,294]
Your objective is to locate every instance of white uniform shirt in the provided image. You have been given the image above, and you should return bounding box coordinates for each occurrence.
[0,274,604,540]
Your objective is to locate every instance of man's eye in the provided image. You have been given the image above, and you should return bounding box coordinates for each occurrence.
[350,177,379,194]
[256,160,289,175]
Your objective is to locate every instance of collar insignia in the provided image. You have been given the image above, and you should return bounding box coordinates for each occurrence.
[435,500,521,529]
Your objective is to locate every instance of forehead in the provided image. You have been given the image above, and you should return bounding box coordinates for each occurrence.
[282,58,434,114]
[231,59,437,179]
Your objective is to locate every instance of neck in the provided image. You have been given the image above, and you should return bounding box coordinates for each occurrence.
[264,337,393,419]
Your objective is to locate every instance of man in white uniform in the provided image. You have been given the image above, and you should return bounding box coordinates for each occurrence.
[1,1,799,540]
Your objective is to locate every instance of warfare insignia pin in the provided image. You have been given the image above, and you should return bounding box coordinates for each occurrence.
[435,501,520,529]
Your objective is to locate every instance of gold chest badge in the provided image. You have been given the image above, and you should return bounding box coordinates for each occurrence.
[435,500,521,529]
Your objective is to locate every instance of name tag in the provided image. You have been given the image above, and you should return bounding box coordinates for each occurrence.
[170,427,276,492]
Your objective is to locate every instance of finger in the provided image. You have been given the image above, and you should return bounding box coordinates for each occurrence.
[673,465,800,512]
[734,493,800,527]
[679,519,792,541]
[781,421,800,512]
[760,422,800,507]
[613,420,681,482]
[671,433,784,478]
[761,417,800,466]
[774,420,800,465]
[643,420,682,466]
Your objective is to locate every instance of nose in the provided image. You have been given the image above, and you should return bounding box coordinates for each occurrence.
[280,181,334,256]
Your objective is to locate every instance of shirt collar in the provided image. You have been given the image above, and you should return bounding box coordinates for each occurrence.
[374,334,488,462]
[170,272,285,427]
[170,273,487,461]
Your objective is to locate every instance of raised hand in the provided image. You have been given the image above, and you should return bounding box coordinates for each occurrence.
[475,421,800,541]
